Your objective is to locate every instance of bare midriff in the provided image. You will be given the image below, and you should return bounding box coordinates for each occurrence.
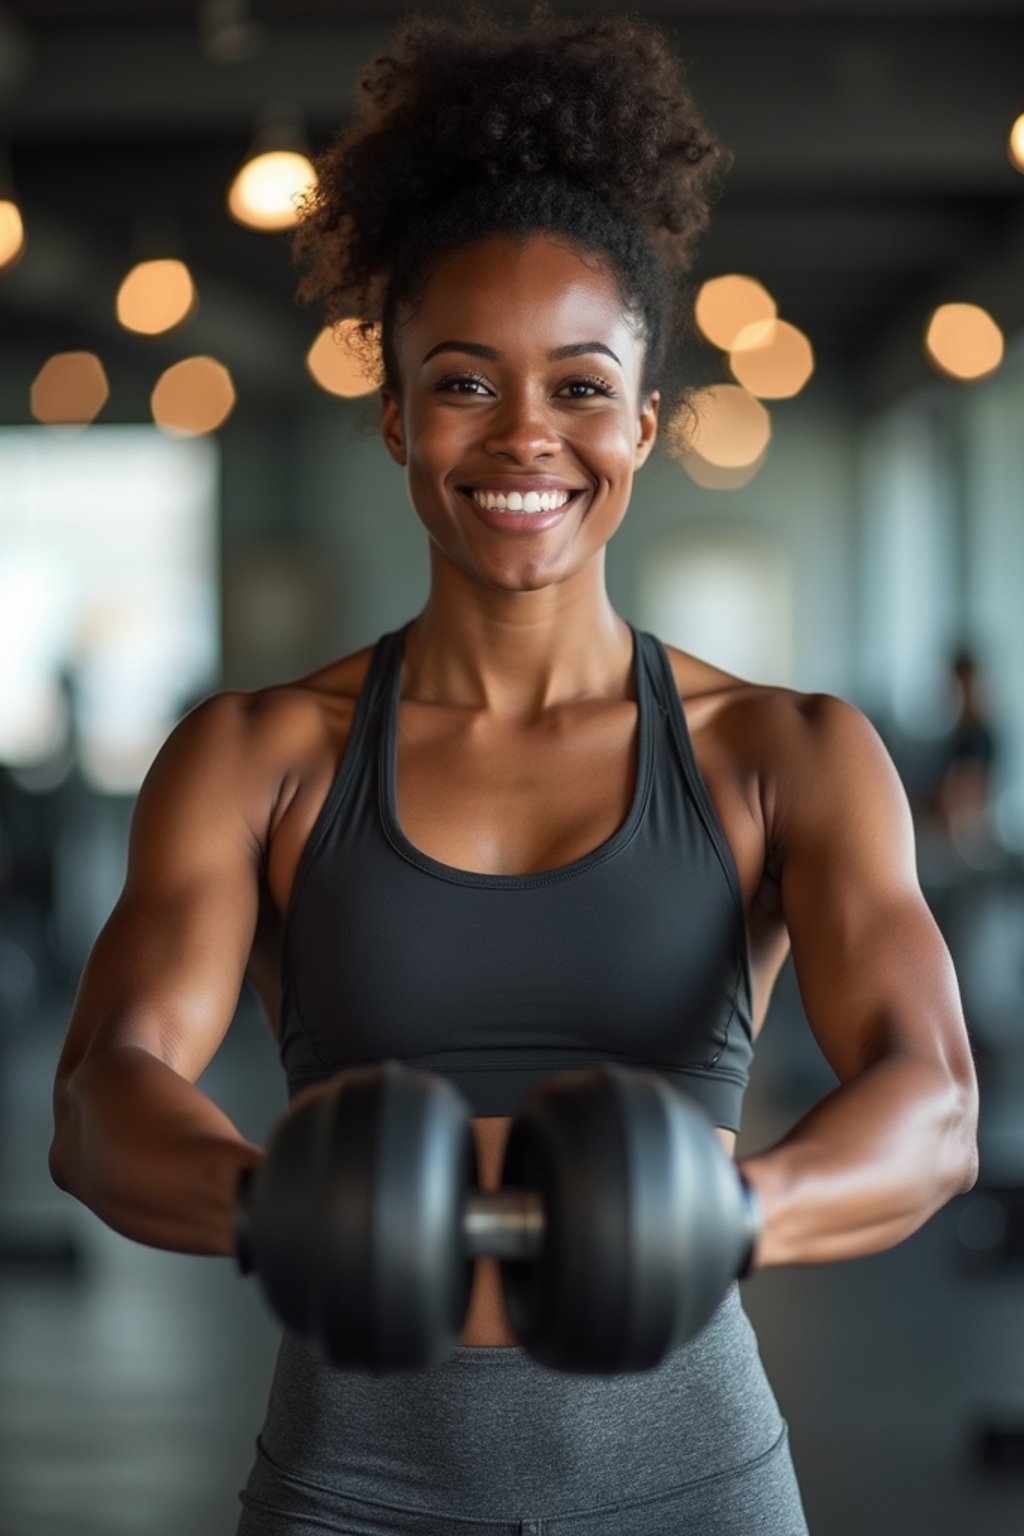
[458,1112,738,1346]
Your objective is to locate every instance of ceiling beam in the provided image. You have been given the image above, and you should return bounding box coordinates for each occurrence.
[3,18,1022,196]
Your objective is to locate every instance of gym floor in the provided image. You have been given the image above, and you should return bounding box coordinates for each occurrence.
[2,967,1023,1536]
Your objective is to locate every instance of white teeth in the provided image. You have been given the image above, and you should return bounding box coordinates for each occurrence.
[470,488,572,513]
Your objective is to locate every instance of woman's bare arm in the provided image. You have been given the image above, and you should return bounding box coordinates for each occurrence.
[48,691,278,1256]
[738,693,980,1270]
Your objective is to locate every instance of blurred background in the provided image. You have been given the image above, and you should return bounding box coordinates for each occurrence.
[2,0,1024,1531]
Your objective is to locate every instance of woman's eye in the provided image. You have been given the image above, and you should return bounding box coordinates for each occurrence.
[436,374,490,395]
[563,377,615,398]
[434,374,615,399]
[432,370,491,393]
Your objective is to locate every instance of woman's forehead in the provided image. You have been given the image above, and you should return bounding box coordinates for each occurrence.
[405,235,637,355]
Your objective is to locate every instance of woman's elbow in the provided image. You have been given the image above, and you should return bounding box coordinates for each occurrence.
[48,1116,78,1195]
[945,1074,980,1197]
[48,1139,70,1193]
[47,1077,82,1196]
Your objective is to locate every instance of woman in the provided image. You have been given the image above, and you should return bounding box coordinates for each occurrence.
[48,8,979,1533]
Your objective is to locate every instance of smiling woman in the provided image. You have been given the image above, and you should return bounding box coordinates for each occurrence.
[378,230,665,598]
[284,1,730,633]
[48,4,978,1536]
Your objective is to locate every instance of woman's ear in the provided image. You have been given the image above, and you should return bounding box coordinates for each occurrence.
[379,388,407,467]
[634,389,661,470]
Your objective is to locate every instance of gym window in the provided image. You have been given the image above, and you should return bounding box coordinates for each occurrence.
[0,423,220,794]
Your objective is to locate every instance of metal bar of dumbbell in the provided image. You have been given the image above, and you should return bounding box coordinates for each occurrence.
[462,1189,545,1260]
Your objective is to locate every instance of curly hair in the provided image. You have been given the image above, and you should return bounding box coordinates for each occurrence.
[289,2,732,444]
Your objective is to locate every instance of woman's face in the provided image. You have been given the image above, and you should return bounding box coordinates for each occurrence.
[380,232,660,593]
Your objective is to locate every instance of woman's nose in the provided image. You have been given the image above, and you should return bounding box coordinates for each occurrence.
[481,391,562,460]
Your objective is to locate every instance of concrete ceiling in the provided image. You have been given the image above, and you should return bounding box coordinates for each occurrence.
[1,1,1022,415]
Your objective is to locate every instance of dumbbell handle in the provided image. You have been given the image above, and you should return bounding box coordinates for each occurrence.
[463,1171,760,1276]
[463,1189,545,1260]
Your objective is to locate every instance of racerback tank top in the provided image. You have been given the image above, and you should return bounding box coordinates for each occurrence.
[276,619,755,1130]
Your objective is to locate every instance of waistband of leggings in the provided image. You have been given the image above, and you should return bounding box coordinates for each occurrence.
[445,1282,741,1367]
[447,1343,529,1365]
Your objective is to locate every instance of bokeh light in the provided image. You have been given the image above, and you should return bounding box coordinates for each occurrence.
[116,258,198,336]
[671,384,772,469]
[227,149,317,231]
[695,275,777,351]
[306,320,381,398]
[1008,112,1024,172]
[0,198,25,271]
[30,352,110,427]
[924,303,1004,382]
[729,319,815,399]
[151,356,236,435]
[681,446,769,490]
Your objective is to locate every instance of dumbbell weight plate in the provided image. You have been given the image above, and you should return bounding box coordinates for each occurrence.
[253,1060,478,1373]
[498,1063,667,1373]
[500,1064,735,1375]
[246,1078,336,1342]
[324,1060,478,1372]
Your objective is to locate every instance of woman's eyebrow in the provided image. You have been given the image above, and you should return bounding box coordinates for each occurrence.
[421,340,622,367]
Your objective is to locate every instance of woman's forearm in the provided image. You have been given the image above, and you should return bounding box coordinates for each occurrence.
[49,1044,264,1257]
[738,1054,979,1270]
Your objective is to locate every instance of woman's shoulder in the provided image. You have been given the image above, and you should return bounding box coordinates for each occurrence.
[228,641,379,737]
[658,636,856,718]
[658,638,803,741]
[182,643,379,835]
[656,638,864,810]
[266,642,375,698]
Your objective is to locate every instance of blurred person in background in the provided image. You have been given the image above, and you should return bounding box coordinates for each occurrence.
[935,648,1000,845]
[918,646,1001,864]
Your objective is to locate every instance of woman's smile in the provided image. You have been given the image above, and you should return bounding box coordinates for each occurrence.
[458,484,586,534]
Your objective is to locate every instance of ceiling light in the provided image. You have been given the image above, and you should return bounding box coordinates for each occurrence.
[1008,112,1024,173]
[199,0,267,64]
[228,105,316,232]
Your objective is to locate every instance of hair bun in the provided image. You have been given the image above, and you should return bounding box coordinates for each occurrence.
[292,5,729,321]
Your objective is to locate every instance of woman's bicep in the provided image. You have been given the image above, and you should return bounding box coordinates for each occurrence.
[774,692,973,1089]
[53,691,270,1100]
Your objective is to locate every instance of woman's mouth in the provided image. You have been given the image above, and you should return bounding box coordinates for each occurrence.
[457,486,585,533]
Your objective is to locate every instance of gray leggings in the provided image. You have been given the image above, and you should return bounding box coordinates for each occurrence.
[236,1284,808,1535]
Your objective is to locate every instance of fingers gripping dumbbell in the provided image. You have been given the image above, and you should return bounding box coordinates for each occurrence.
[234,1060,760,1375]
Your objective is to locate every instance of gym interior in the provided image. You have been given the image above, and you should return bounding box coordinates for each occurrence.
[2,2,1024,1533]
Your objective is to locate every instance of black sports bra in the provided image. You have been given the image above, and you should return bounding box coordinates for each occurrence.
[275,619,755,1130]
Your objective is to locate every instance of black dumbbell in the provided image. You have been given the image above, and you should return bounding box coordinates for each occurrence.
[235,1059,759,1375]
[235,1061,483,1373]
[498,1064,759,1373]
